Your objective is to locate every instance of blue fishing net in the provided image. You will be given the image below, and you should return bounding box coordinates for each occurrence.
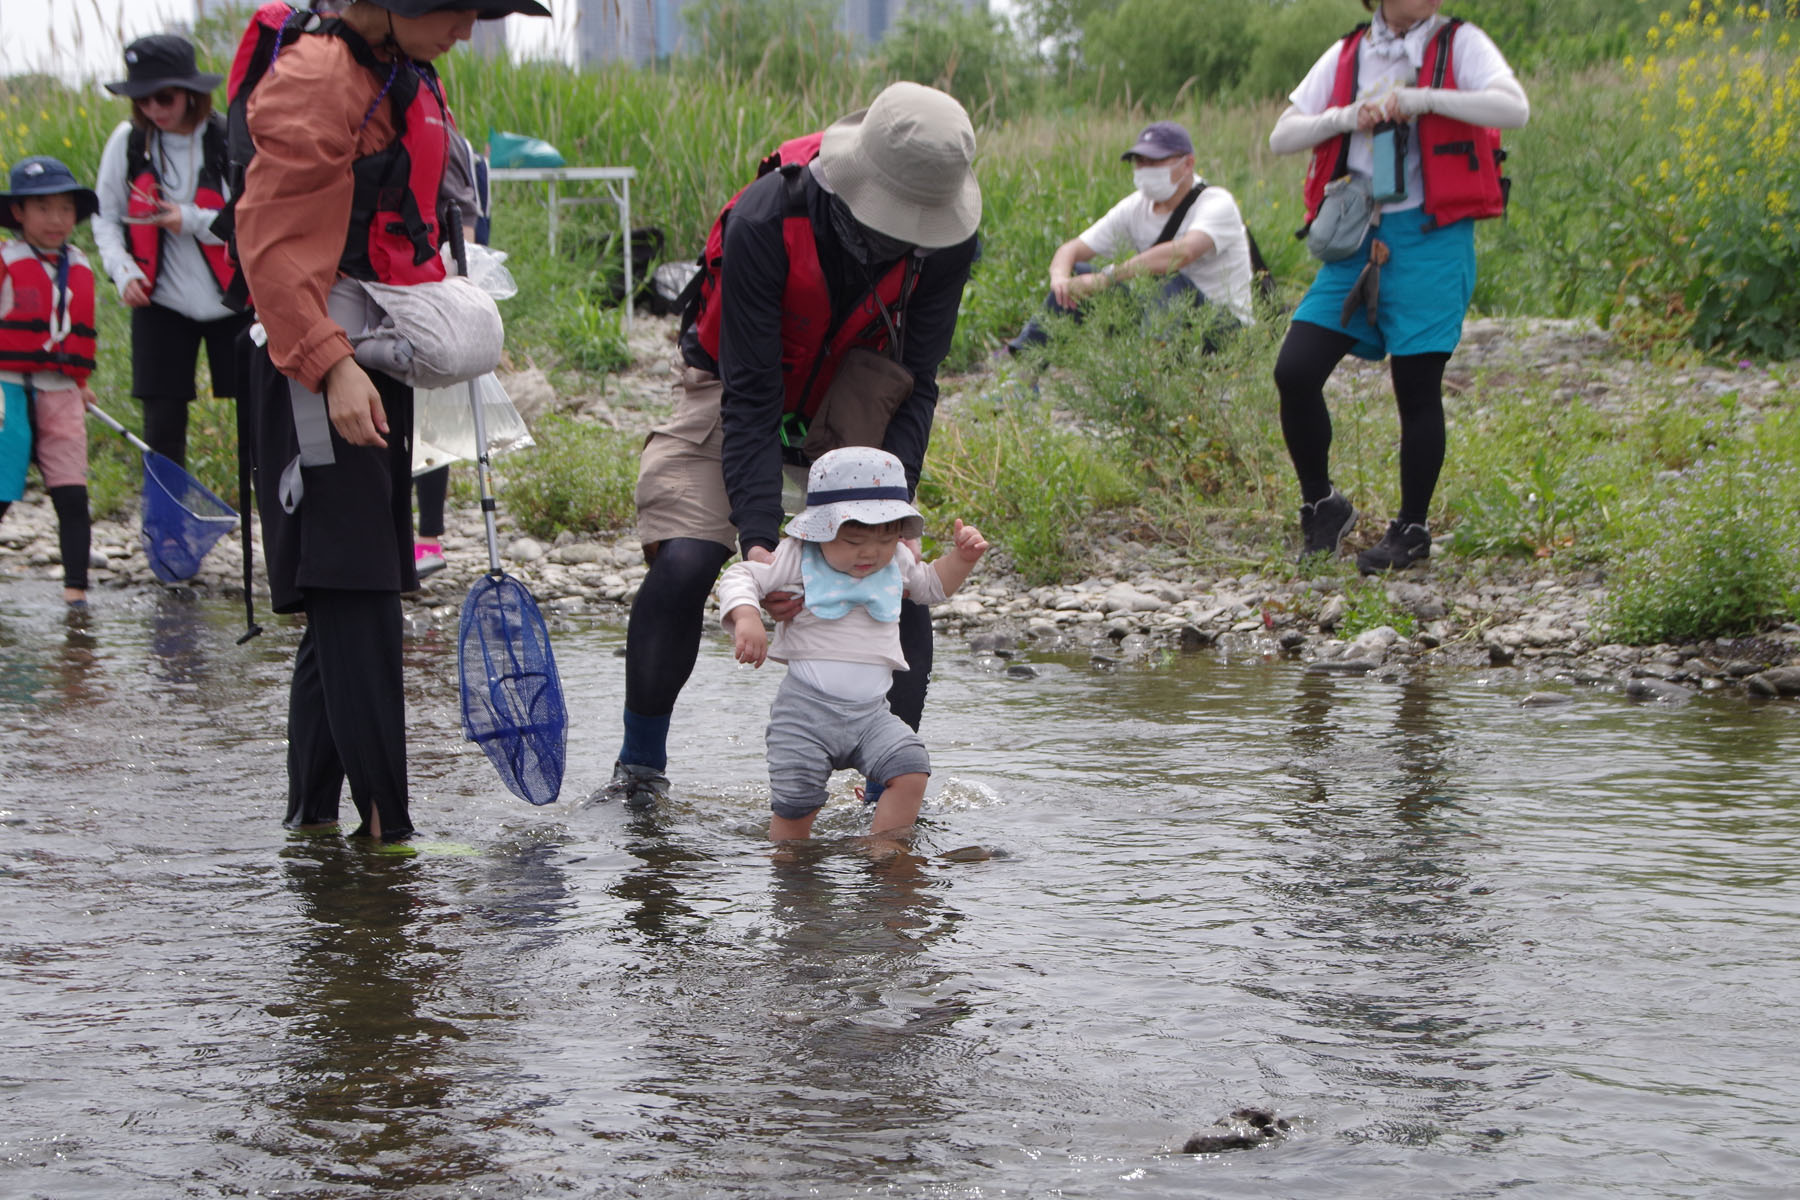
[140,451,239,584]
[458,573,567,805]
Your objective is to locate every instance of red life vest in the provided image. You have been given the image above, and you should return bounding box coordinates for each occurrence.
[222,2,449,305]
[1301,19,1508,231]
[125,114,237,297]
[690,132,917,419]
[0,241,98,385]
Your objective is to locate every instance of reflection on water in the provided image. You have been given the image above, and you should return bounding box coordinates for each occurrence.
[1,582,1798,1197]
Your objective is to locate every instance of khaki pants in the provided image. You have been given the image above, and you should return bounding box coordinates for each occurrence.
[635,359,806,553]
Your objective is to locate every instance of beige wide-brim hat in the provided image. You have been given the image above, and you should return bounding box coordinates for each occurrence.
[816,81,981,249]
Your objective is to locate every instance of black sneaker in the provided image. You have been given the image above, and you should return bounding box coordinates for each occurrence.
[1298,487,1357,560]
[591,760,669,811]
[1356,520,1432,573]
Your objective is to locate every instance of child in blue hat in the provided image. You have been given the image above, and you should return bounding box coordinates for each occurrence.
[1,156,102,606]
[718,445,990,845]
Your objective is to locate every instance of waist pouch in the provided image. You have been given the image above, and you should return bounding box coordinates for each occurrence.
[800,346,913,460]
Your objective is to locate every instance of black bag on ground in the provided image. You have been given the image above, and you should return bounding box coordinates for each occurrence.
[609,226,664,306]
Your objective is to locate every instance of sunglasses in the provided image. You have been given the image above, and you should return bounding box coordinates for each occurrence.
[138,89,186,109]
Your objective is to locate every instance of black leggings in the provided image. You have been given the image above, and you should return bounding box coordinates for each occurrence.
[1273,320,1448,526]
[0,490,91,589]
[624,536,932,730]
[415,465,448,539]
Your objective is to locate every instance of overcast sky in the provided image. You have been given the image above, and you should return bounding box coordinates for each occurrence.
[2,1,1023,87]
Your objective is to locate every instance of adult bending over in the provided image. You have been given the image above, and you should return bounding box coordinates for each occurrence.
[599,82,981,814]
[1270,0,1527,571]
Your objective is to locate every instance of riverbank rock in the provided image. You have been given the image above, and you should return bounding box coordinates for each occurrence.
[1746,666,1800,697]
[1180,1108,1293,1154]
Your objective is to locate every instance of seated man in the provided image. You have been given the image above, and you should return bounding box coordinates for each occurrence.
[1002,120,1256,355]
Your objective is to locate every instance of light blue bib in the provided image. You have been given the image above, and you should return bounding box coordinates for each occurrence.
[800,540,903,623]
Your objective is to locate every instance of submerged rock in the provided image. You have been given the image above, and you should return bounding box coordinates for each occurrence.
[1181,1108,1292,1154]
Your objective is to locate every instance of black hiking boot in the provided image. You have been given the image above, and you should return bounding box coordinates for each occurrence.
[1298,487,1357,561]
[1356,520,1432,574]
[592,760,669,811]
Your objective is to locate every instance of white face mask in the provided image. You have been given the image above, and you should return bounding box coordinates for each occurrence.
[1133,165,1180,203]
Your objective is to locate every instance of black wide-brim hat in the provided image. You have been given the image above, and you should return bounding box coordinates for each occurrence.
[104,34,223,99]
[370,0,553,15]
[1,156,100,229]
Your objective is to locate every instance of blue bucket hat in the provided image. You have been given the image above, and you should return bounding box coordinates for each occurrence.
[1,157,100,229]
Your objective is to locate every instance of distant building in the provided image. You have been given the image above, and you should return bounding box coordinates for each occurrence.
[574,0,985,66]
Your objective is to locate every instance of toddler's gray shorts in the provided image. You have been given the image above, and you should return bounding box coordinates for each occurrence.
[764,672,930,819]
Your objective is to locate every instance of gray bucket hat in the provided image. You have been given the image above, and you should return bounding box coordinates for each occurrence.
[816,82,981,249]
[1,157,100,229]
[785,447,924,543]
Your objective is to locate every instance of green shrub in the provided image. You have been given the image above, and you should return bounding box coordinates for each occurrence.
[917,394,1138,585]
[499,416,640,539]
[1602,453,1800,644]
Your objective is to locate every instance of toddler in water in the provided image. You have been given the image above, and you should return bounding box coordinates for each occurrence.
[718,446,989,843]
[0,157,101,606]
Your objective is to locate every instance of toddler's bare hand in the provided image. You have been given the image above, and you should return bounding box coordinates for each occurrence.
[952,519,989,562]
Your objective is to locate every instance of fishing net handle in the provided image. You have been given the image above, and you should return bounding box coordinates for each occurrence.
[446,202,503,576]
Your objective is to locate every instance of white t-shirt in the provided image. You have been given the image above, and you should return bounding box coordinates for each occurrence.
[1288,15,1516,214]
[1076,178,1255,324]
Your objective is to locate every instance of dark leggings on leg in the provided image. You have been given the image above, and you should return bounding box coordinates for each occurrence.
[415,465,448,540]
[1273,320,1449,522]
[624,537,735,719]
[1389,352,1449,527]
[50,485,90,591]
[1273,321,1356,505]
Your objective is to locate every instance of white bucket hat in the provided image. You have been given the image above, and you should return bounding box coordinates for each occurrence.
[816,81,981,249]
[784,447,924,543]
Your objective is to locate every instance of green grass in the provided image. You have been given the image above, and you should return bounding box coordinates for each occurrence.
[10,4,1800,642]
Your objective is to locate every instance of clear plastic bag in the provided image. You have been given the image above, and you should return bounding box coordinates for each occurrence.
[413,372,535,475]
[437,242,518,300]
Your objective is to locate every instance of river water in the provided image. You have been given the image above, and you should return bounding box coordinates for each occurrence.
[2,581,1797,1198]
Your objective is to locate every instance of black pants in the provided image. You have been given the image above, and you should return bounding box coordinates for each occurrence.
[1273,319,1449,526]
[132,304,254,468]
[623,535,934,731]
[285,587,413,840]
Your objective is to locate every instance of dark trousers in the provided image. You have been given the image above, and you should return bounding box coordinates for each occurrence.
[285,586,413,840]
[132,304,253,467]
[1005,262,1210,353]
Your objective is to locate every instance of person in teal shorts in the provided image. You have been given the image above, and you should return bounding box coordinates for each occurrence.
[1269,0,1529,572]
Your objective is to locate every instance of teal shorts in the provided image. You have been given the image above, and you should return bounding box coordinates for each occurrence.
[1,381,30,502]
[1292,205,1476,360]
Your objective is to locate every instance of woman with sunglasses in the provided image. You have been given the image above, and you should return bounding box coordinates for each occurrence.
[93,34,252,469]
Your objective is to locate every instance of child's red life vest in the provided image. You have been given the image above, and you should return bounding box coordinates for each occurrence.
[0,241,98,384]
[221,2,451,307]
[689,132,918,420]
[1300,18,1508,232]
[124,113,237,297]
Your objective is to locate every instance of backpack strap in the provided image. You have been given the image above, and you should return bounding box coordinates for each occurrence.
[1153,180,1205,247]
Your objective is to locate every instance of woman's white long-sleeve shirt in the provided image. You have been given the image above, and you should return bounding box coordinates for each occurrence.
[1267,15,1529,216]
[93,120,236,324]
